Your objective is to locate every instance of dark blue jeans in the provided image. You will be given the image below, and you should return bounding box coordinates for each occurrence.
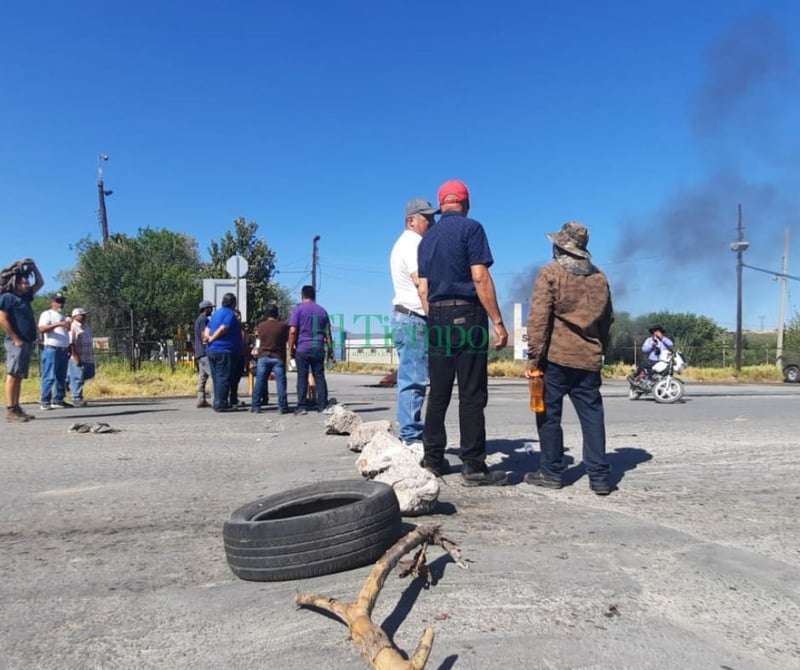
[536,362,609,485]
[295,350,327,411]
[422,303,489,472]
[207,351,234,411]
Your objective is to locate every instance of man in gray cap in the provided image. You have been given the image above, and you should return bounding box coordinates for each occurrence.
[194,299,214,407]
[390,198,437,445]
[524,221,615,496]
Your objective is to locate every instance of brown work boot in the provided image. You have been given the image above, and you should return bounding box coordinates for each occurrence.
[14,405,36,420]
[7,406,31,423]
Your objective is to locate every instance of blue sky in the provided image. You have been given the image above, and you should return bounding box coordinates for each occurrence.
[2,0,799,333]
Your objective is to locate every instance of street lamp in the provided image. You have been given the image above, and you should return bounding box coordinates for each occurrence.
[730,204,749,372]
[311,235,321,292]
[97,153,112,242]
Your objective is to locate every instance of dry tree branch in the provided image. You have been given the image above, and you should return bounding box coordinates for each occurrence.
[295,523,463,670]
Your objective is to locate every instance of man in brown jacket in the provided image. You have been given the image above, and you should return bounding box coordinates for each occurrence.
[524,221,614,495]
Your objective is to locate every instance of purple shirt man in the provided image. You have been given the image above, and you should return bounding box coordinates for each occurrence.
[287,285,334,412]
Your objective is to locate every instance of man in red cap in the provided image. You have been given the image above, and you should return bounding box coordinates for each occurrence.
[417,179,509,486]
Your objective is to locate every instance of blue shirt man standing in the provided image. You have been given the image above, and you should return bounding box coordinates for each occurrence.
[204,292,243,412]
[417,180,508,486]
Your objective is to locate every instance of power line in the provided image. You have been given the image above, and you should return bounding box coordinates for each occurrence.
[742,263,800,282]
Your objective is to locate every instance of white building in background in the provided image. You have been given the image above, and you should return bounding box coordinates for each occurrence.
[513,302,529,360]
[343,334,396,365]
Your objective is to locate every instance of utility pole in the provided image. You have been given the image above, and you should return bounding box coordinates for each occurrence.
[776,227,789,365]
[730,204,749,372]
[97,153,113,242]
[311,234,321,292]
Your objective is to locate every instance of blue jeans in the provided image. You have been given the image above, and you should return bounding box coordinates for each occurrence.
[536,362,609,485]
[207,351,234,411]
[68,360,95,401]
[252,356,288,411]
[392,312,428,442]
[40,346,69,404]
[422,303,489,472]
[295,350,327,411]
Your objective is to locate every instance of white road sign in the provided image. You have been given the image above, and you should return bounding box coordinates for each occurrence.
[225,254,249,278]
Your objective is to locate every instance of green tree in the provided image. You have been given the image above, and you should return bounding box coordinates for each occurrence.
[69,228,203,345]
[205,217,286,327]
[783,310,800,356]
[608,311,638,363]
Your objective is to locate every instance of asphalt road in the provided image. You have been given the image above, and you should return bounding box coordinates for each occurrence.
[1,374,798,670]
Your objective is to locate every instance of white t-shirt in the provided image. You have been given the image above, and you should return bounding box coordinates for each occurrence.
[390,229,424,314]
[38,309,70,348]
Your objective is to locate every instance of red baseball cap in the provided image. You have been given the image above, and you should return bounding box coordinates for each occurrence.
[437,179,470,205]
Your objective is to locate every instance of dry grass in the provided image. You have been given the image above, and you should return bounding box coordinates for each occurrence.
[7,360,200,404]
[490,360,786,383]
[3,359,785,405]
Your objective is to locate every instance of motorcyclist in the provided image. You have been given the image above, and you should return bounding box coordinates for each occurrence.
[630,324,674,382]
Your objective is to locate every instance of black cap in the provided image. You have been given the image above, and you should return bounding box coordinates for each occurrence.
[53,292,66,304]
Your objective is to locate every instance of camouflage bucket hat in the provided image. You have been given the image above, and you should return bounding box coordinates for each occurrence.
[547,221,591,259]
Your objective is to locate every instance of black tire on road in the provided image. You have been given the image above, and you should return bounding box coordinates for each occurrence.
[223,479,402,582]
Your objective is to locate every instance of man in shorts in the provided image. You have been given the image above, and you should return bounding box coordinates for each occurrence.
[0,259,45,422]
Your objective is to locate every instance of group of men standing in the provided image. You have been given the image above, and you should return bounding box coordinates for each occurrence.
[38,292,94,409]
[390,180,615,495]
[192,285,334,415]
[0,258,95,423]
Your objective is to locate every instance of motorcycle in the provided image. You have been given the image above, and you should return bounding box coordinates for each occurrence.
[627,348,687,403]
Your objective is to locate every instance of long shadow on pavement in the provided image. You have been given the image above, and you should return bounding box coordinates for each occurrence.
[483,440,652,488]
[481,438,543,485]
[562,446,653,488]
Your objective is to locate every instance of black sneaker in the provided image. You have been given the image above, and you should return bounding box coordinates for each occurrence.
[461,469,508,487]
[590,482,614,496]
[50,401,73,409]
[523,471,562,489]
[422,460,451,478]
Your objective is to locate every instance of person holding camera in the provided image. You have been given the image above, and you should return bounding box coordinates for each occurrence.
[0,258,44,422]
[630,325,674,381]
[38,291,72,409]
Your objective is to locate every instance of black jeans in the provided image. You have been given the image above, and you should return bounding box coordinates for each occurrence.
[422,303,489,472]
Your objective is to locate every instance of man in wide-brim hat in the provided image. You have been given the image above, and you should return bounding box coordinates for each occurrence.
[525,221,615,496]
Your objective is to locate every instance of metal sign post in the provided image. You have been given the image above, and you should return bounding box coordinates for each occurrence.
[225,254,249,319]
